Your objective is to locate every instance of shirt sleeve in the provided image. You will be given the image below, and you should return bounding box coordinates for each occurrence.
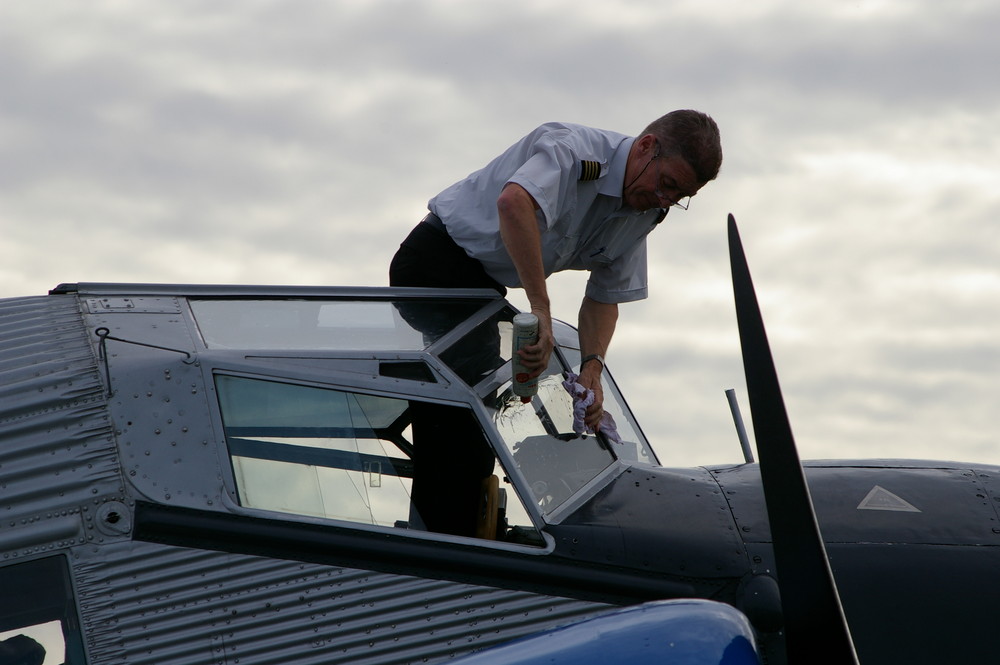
[505,132,578,229]
[585,238,649,304]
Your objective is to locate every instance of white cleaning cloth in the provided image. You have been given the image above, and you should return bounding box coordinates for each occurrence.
[561,372,622,445]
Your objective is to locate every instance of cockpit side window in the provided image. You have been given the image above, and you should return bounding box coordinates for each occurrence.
[214,375,543,546]
[0,556,86,665]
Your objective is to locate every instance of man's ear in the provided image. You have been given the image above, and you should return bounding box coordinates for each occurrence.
[637,133,657,155]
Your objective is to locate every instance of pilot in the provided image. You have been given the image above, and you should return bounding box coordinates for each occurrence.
[390,110,723,429]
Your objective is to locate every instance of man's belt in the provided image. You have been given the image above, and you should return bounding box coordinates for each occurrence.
[421,212,448,235]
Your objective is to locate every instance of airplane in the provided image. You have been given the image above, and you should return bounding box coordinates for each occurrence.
[2,215,998,665]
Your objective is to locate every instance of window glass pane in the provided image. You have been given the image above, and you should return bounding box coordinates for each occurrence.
[216,375,542,546]
[494,371,616,514]
[439,308,515,387]
[491,346,658,514]
[232,442,411,525]
[562,348,658,466]
[192,299,486,351]
[218,376,415,528]
[217,376,406,431]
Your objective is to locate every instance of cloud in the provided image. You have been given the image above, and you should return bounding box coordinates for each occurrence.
[1,0,998,467]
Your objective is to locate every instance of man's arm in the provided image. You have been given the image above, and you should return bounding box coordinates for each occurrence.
[578,296,618,430]
[497,182,555,377]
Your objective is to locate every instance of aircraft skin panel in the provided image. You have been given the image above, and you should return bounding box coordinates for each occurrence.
[713,459,1000,663]
[711,461,1000,545]
[826,542,1000,663]
[82,297,230,510]
[551,466,747,580]
[73,539,611,665]
[0,295,121,555]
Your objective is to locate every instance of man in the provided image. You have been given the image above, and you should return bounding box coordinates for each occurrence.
[391,110,722,432]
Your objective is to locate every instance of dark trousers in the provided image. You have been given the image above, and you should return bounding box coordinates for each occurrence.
[391,215,503,537]
[390,215,506,294]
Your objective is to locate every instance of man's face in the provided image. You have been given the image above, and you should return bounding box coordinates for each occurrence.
[623,139,704,212]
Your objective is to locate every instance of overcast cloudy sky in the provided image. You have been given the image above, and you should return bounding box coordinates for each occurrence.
[2,0,998,468]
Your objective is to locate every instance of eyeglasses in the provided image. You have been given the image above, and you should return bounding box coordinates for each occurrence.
[660,192,691,210]
[654,142,692,210]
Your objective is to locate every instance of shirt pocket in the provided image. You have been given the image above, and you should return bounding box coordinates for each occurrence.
[552,232,580,271]
[584,246,614,268]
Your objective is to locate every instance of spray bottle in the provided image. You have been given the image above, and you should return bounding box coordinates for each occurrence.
[511,313,539,403]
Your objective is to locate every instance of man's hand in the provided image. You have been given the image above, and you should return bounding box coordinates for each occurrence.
[517,309,554,378]
[578,359,605,431]
[577,296,617,431]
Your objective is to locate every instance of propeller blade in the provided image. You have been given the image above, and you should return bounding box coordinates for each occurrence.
[728,214,859,664]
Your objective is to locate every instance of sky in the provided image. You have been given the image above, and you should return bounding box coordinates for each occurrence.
[2,0,999,468]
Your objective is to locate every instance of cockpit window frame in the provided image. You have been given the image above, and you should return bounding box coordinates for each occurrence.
[202,360,554,552]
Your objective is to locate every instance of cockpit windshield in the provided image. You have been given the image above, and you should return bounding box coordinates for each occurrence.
[486,340,658,515]
[438,316,659,516]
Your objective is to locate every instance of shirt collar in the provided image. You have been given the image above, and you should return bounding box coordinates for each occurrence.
[597,136,635,198]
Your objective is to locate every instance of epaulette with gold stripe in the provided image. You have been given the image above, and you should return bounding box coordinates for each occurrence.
[579,160,602,181]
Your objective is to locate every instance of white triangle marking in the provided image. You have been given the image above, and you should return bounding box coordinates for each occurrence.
[857,485,921,513]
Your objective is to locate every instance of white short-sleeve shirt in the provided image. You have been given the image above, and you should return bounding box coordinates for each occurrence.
[428,122,667,304]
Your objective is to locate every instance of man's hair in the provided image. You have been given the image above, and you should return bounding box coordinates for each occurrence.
[642,110,722,183]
